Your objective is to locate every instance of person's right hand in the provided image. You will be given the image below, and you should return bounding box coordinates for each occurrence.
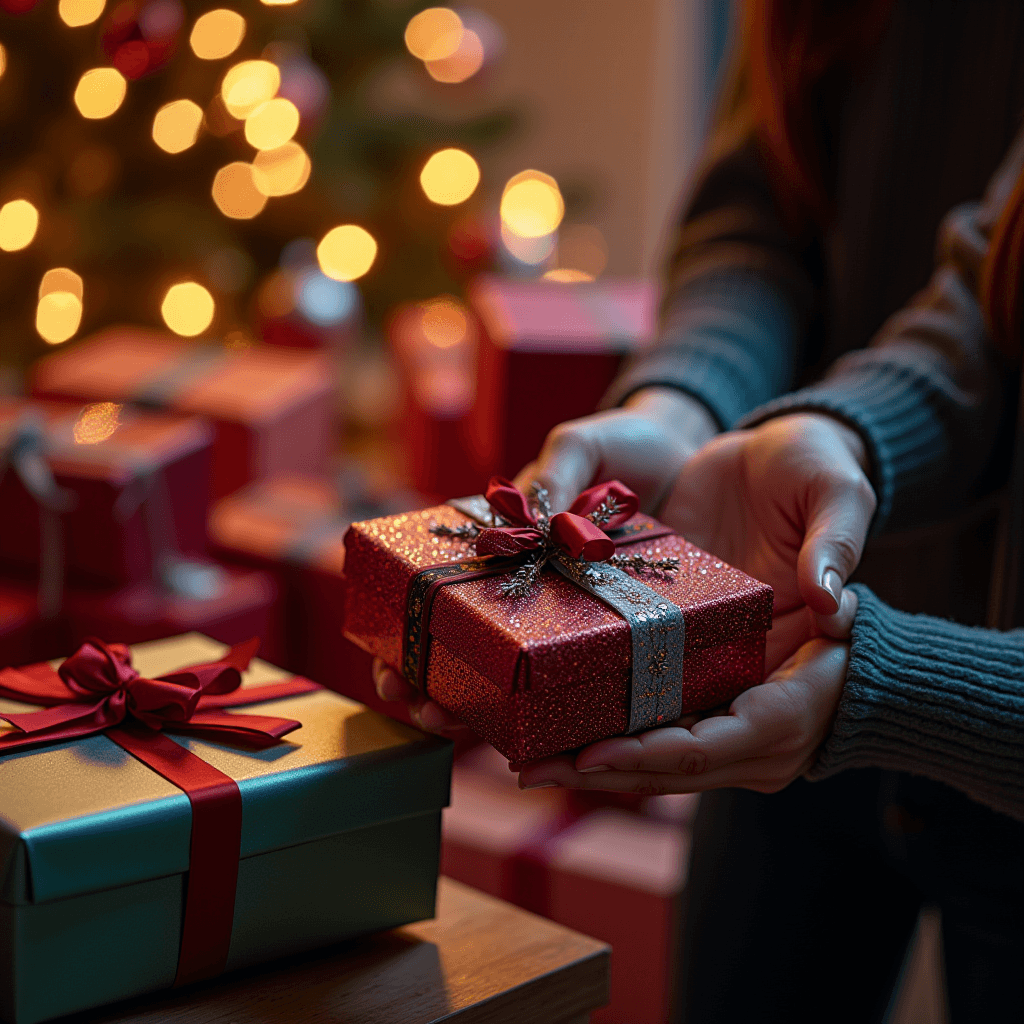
[373,386,720,732]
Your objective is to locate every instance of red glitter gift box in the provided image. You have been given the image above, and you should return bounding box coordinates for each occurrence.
[342,491,773,762]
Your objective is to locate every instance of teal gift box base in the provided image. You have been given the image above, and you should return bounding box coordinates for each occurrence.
[0,634,452,1024]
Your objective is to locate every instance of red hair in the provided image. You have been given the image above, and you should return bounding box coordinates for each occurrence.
[747,0,895,228]
[981,174,1024,360]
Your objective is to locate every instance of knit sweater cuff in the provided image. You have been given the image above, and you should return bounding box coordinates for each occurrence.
[807,584,1024,821]
[603,269,801,429]
[737,352,952,534]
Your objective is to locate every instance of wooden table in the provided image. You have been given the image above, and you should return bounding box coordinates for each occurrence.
[70,878,611,1024]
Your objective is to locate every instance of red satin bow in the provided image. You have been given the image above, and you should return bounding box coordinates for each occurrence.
[0,637,310,754]
[476,477,639,562]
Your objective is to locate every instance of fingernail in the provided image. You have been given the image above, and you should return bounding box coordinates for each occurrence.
[578,764,611,773]
[520,780,560,790]
[821,568,843,612]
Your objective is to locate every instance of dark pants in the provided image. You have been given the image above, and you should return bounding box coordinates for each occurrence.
[677,770,1024,1023]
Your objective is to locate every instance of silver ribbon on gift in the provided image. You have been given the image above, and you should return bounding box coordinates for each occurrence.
[447,495,686,733]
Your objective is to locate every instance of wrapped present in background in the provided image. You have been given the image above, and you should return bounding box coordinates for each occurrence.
[466,276,656,480]
[0,584,46,669]
[342,481,772,762]
[31,328,336,499]
[0,398,211,590]
[442,743,692,1024]
[64,566,286,668]
[208,471,418,721]
[0,632,452,1024]
[389,297,483,501]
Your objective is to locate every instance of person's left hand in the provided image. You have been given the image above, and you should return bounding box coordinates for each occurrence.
[515,633,853,795]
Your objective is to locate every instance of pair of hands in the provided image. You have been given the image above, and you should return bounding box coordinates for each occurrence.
[375,387,876,794]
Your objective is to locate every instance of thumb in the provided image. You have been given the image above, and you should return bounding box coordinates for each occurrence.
[513,423,596,512]
[797,473,876,615]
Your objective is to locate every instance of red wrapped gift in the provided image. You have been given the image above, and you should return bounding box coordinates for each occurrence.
[31,327,336,499]
[0,584,44,668]
[343,479,773,762]
[0,398,211,589]
[208,474,418,723]
[466,276,656,480]
[389,300,483,500]
[64,565,286,667]
[441,748,688,1024]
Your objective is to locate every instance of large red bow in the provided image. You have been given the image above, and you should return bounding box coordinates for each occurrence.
[476,477,639,562]
[0,636,311,754]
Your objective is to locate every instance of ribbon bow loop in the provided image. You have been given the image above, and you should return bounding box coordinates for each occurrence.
[478,476,640,564]
[567,480,639,529]
[58,639,138,696]
[483,476,538,527]
[0,637,309,753]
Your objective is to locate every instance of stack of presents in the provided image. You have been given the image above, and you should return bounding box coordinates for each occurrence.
[0,277,774,1024]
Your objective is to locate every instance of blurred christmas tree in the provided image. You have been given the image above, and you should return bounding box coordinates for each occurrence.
[0,0,515,369]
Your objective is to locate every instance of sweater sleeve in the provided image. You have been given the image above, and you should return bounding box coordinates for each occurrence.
[807,584,1024,822]
[739,130,1024,533]
[603,119,818,429]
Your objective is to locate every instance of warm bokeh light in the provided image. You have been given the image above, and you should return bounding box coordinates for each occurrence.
[501,170,564,238]
[543,268,595,283]
[74,67,127,119]
[425,28,484,83]
[317,225,377,282]
[260,0,299,5]
[36,292,83,344]
[212,161,267,219]
[500,221,554,266]
[405,7,463,61]
[556,223,608,278]
[58,0,105,27]
[244,97,299,150]
[419,148,479,206]
[39,267,84,301]
[190,9,245,60]
[73,402,122,444]
[152,99,204,154]
[420,296,469,348]
[0,199,39,252]
[0,45,6,78]
[161,281,215,336]
[221,59,279,119]
[252,141,310,196]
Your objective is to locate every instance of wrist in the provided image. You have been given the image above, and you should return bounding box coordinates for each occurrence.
[624,387,718,458]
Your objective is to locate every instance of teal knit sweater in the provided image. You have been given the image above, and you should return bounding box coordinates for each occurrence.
[606,1,1024,820]
[808,585,1024,821]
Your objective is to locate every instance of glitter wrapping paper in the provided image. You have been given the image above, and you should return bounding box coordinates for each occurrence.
[343,505,773,762]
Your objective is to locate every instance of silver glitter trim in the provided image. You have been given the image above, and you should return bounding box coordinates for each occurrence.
[551,556,685,733]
